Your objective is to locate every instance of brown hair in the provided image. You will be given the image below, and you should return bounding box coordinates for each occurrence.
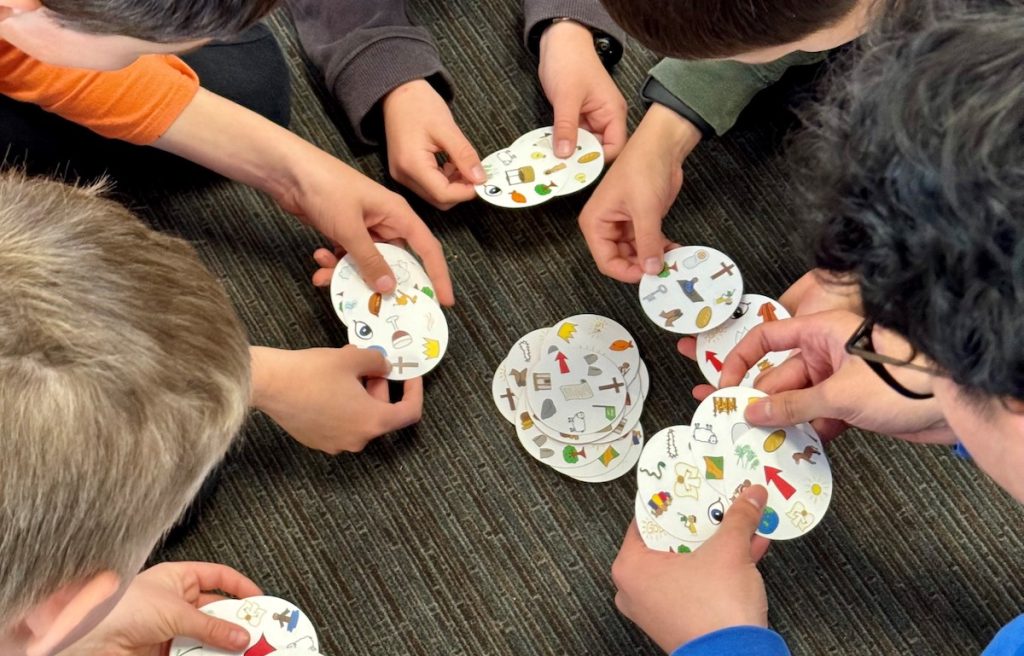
[40,0,279,42]
[599,0,860,59]
[0,172,251,624]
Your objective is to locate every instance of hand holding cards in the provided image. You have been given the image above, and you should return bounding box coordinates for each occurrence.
[634,386,833,552]
[475,127,605,208]
[170,595,321,655]
[331,243,448,380]
[491,315,649,483]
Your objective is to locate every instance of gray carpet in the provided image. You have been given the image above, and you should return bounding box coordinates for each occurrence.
[144,4,1024,655]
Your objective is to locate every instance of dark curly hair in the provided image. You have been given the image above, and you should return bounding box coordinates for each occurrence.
[41,0,279,42]
[795,3,1024,400]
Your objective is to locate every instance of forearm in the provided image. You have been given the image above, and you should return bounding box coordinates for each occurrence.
[640,102,704,166]
[154,89,345,236]
[523,0,626,55]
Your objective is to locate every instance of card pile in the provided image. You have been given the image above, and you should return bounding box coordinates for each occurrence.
[475,127,605,208]
[633,387,833,553]
[331,243,448,380]
[638,245,793,387]
[170,595,321,656]
[491,315,648,482]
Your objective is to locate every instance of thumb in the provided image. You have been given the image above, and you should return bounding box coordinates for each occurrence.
[168,605,250,652]
[552,97,582,158]
[342,345,392,378]
[745,387,830,428]
[441,128,486,184]
[341,231,396,295]
[633,212,669,276]
[707,485,768,557]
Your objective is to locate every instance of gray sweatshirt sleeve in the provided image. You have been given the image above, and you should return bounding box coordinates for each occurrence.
[522,0,626,56]
[285,0,453,145]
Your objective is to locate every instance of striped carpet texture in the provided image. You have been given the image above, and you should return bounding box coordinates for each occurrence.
[144,5,1024,655]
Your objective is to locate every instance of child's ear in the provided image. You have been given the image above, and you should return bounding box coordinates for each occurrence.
[0,0,43,21]
[21,571,122,656]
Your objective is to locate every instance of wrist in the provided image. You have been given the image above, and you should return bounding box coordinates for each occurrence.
[382,79,435,121]
[540,20,600,63]
[249,346,281,411]
[642,103,704,164]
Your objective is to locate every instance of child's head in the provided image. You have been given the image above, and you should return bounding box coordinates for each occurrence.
[799,9,1024,498]
[0,172,251,655]
[0,0,279,70]
[599,0,869,62]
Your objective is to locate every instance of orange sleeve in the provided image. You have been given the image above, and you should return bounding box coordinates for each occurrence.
[0,42,200,145]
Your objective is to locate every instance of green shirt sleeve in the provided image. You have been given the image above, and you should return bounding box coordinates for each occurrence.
[648,51,828,136]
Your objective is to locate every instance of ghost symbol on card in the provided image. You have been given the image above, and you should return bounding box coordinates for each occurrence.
[287,636,317,650]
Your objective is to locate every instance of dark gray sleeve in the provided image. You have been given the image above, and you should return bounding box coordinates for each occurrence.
[285,0,453,144]
[522,0,626,56]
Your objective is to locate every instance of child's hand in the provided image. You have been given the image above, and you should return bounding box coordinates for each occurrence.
[577,104,700,282]
[779,270,864,317]
[717,311,953,444]
[538,20,628,161]
[382,80,486,210]
[612,485,772,652]
[64,563,260,656]
[250,346,424,454]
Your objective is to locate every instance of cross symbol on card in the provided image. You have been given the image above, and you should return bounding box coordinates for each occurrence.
[392,357,419,374]
[711,262,736,279]
[599,378,624,393]
[500,388,516,410]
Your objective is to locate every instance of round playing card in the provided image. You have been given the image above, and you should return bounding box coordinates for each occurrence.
[638,246,744,334]
[502,328,548,392]
[636,425,729,542]
[475,141,572,209]
[512,127,605,197]
[726,426,832,540]
[345,287,448,380]
[492,359,518,425]
[169,596,319,656]
[574,423,644,483]
[525,343,628,435]
[691,386,767,449]
[518,419,636,473]
[330,243,435,326]
[566,368,645,445]
[545,314,641,383]
[634,493,696,553]
[695,294,792,387]
[639,359,650,400]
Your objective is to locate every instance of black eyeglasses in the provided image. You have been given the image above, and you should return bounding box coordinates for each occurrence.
[844,318,936,400]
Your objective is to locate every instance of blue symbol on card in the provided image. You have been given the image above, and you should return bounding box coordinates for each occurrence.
[758,507,780,535]
[274,609,300,632]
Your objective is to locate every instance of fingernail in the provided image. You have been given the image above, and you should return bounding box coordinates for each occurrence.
[375,276,395,293]
[744,489,765,511]
[471,165,486,183]
[556,140,572,158]
[746,400,771,423]
[230,628,249,647]
[643,257,662,275]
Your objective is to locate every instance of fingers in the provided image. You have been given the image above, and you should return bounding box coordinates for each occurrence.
[311,248,341,287]
[553,94,584,158]
[374,377,424,432]
[691,383,716,401]
[719,319,807,388]
[676,337,697,362]
[599,113,628,162]
[169,605,251,652]
[439,127,486,185]
[749,536,772,563]
[744,386,831,428]
[578,214,643,283]
[397,215,455,307]
[706,485,768,559]
[343,345,392,379]
[338,227,397,295]
[181,562,263,600]
[366,377,390,403]
[632,212,670,276]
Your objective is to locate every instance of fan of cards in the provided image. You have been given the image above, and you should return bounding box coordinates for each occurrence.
[491,315,648,482]
[170,595,321,656]
[475,127,606,208]
[331,243,449,381]
[634,387,832,553]
[639,245,794,387]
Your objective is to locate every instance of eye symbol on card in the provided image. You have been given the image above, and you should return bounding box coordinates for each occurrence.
[708,499,725,525]
[732,301,751,320]
[484,185,502,196]
[352,321,373,340]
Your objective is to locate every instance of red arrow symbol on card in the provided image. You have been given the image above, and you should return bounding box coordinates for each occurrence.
[705,351,723,372]
[764,466,796,500]
[555,351,570,374]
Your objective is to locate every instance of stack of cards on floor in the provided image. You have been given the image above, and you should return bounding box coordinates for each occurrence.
[634,387,832,553]
[491,315,648,482]
[331,243,448,381]
[475,127,605,208]
[170,595,321,655]
[638,245,794,387]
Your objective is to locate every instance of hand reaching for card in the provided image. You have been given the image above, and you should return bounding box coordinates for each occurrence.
[538,20,628,162]
[250,346,424,454]
[578,104,700,282]
[62,563,261,656]
[612,486,772,653]
[382,79,486,210]
[780,270,864,317]
[716,311,953,444]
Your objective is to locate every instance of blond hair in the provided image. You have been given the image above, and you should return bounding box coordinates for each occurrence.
[0,172,251,623]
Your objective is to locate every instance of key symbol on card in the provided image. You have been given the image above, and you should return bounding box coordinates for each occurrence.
[643,284,668,303]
